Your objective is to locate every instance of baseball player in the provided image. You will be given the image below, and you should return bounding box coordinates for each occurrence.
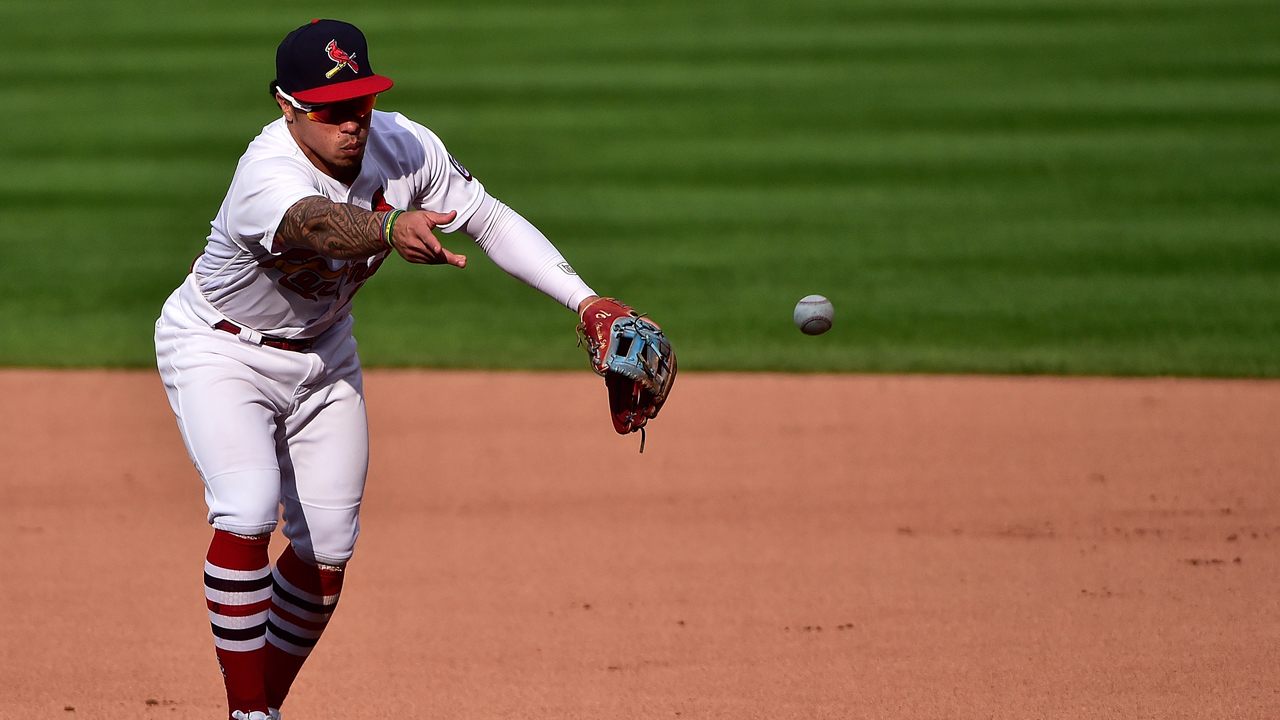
[154,19,673,720]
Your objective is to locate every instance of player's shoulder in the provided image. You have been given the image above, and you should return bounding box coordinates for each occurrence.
[217,118,322,201]
[370,110,445,146]
[240,117,317,166]
[232,118,303,166]
[368,110,450,168]
[241,117,298,157]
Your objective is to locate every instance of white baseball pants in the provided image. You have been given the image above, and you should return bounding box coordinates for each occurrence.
[155,276,368,565]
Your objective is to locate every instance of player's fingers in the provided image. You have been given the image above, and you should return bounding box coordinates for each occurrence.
[407,231,464,268]
[421,236,465,268]
[397,235,436,265]
[418,229,445,256]
[422,209,457,228]
[443,248,467,268]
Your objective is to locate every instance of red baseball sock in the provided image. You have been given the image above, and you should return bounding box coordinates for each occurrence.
[264,544,345,710]
[205,530,272,718]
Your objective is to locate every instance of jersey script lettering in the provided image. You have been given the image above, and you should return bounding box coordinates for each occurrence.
[258,248,385,302]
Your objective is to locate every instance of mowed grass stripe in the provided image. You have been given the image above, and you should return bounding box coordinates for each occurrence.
[0,0,1276,374]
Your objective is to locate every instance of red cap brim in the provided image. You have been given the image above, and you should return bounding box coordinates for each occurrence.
[294,75,393,103]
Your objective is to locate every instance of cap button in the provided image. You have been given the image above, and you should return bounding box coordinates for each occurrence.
[310,18,319,23]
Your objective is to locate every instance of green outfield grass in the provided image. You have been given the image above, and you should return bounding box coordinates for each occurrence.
[1,0,1277,374]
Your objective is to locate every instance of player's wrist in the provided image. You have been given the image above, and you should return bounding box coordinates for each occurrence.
[380,209,404,251]
[577,295,601,319]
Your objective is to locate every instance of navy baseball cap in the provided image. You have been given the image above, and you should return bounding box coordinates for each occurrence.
[273,19,393,104]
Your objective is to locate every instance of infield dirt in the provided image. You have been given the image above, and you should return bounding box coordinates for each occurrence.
[2,370,1279,718]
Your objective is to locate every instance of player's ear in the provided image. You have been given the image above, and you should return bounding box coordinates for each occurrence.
[275,95,295,122]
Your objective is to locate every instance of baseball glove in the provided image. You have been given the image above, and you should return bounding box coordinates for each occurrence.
[577,297,676,451]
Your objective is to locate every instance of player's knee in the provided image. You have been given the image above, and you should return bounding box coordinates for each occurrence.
[204,468,281,536]
[282,507,359,566]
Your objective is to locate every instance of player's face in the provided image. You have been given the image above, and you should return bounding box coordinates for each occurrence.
[278,95,375,183]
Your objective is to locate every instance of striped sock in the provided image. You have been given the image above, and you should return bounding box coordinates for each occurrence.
[264,544,344,709]
[205,530,272,717]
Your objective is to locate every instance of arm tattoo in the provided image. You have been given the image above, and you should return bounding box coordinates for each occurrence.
[276,196,389,260]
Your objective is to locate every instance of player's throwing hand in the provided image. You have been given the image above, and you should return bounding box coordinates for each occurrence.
[389,209,465,267]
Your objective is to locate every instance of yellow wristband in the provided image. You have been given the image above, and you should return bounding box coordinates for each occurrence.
[381,210,403,250]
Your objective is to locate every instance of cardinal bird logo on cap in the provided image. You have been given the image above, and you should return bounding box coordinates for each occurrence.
[324,40,360,78]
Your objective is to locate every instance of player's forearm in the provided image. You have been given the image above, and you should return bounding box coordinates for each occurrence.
[464,195,596,311]
[276,196,389,260]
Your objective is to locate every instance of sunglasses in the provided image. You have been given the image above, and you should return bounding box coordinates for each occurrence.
[279,89,376,124]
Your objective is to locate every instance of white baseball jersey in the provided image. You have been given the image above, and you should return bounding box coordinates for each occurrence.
[193,110,484,339]
[159,104,593,564]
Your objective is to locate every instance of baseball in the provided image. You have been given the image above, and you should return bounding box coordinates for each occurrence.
[794,295,834,335]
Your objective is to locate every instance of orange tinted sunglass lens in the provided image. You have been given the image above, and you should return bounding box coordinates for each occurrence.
[306,95,377,123]
[351,95,376,116]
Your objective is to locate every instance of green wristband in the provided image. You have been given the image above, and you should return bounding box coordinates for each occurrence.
[381,210,403,250]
